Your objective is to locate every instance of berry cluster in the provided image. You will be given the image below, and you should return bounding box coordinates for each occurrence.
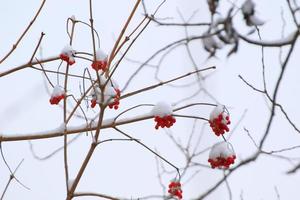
[50,94,65,105]
[208,155,236,169]
[49,85,65,105]
[154,115,176,129]
[90,99,97,108]
[60,53,75,65]
[91,60,107,71]
[168,181,183,199]
[209,113,230,136]
[92,48,108,71]
[90,88,120,109]
[108,88,121,110]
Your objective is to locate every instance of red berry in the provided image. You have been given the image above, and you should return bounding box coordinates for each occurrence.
[91,99,97,108]
[49,94,65,105]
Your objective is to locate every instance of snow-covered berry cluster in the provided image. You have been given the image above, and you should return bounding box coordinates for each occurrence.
[208,141,236,169]
[91,48,108,71]
[208,105,237,169]
[168,181,182,199]
[49,85,65,105]
[90,78,120,109]
[152,102,176,129]
[60,45,76,65]
[108,88,120,110]
[241,0,264,26]
[209,105,230,136]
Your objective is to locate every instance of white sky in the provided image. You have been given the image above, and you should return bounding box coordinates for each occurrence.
[0,0,300,200]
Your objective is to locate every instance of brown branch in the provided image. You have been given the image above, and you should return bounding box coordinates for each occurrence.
[107,0,142,75]
[0,159,25,200]
[121,67,216,99]
[0,56,60,78]
[29,32,45,63]
[73,192,119,200]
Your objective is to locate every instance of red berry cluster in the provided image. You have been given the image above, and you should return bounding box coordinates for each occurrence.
[49,94,65,105]
[108,89,120,110]
[168,181,183,199]
[209,114,230,136]
[60,53,75,65]
[91,60,107,71]
[154,115,176,129]
[208,155,236,169]
[91,99,97,108]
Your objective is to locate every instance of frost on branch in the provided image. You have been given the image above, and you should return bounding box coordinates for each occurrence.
[151,102,176,129]
[91,48,108,71]
[90,78,120,109]
[208,141,236,169]
[241,0,264,26]
[168,180,183,199]
[49,85,65,105]
[60,44,76,65]
[67,179,74,190]
[209,105,230,136]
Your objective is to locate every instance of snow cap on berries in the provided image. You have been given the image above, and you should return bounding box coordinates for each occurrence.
[151,101,173,117]
[90,78,120,109]
[70,15,76,21]
[61,44,75,57]
[49,85,65,105]
[51,85,65,97]
[208,141,236,169]
[210,104,225,120]
[60,44,76,65]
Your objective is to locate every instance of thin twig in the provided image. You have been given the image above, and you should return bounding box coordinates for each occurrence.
[0,0,47,64]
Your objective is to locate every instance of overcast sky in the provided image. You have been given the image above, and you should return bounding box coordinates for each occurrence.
[0,0,300,200]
